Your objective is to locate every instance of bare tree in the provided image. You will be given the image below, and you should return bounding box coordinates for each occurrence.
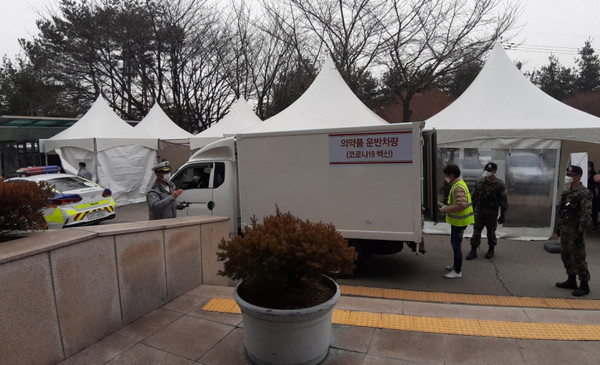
[216,1,296,119]
[261,0,388,96]
[23,0,236,132]
[381,0,521,121]
[144,0,233,132]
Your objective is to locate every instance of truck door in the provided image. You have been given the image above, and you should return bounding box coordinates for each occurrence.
[422,130,438,222]
[171,162,217,216]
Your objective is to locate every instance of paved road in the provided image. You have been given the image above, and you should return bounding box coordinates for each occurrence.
[105,202,600,300]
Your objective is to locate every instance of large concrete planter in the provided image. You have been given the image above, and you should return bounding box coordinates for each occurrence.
[234,276,340,365]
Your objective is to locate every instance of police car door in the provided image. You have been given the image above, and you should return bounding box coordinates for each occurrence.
[171,163,215,216]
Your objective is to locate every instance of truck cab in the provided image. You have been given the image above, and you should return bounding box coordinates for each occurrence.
[171,138,240,237]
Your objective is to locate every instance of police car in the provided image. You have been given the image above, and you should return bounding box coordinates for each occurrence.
[6,172,116,229]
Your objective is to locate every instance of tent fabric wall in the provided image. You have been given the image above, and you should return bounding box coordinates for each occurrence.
[428,145,559,240]
[189,97,262,151]
[58,145,156,204]
[191,59,387,155]
[426,43,600,145]
[238,58,388,135]
[134,104,193,171]
[40,96,158,206]
[42,96,157,152]
[425,43,600,240]
[134,103,192,140]
[158,140,190,172]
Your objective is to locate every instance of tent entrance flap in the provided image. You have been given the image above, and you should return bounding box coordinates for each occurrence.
[569,152,588,187]
[434,146,559,239]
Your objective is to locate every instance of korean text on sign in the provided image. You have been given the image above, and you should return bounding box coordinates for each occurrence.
[329,131,412,164]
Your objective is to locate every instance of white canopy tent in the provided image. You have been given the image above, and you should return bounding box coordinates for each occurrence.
[238,57,388,135]
[425,42,600,239]
[40,96,158,205]
[189,97,261,151]
[135,103,193,171]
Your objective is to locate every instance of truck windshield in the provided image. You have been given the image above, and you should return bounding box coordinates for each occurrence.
[172,162,225,189]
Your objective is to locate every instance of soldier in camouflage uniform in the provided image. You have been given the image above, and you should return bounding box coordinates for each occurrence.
[555,165,592,296]
[467,162,508,260]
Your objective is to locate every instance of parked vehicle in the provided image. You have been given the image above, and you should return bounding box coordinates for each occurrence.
[6,173,115,229]
[171,122,437,255]
[461,155,484,192]
[506,152,553,194]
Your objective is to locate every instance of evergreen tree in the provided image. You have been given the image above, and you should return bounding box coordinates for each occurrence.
[0,57,68,116]
[575,40,600,92]
[530,55,576,100]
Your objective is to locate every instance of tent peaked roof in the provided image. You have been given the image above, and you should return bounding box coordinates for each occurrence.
[190,97,262,149]
[135,103,192,139]
[425,43,600,144]
[43,95,157,152]
[239,57,387,134]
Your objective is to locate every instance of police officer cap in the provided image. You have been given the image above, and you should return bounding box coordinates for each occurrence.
[566,165,583,176]
[152,161,171,172]
[484,162,497,172]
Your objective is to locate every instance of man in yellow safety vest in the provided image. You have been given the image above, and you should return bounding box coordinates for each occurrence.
[439,164,475,279]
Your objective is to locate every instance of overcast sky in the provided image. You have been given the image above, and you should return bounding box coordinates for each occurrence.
[2,0,600,73]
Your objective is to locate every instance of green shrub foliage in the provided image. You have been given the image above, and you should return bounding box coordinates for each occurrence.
[217,208,357,291]
[0,178,55,239]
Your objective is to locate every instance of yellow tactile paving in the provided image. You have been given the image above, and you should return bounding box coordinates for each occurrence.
[349,311,382,327]
[201,297,600,341]
[542,323,585,341]
[442,317,485,337]
[202,297,241,313]
[332,309,351,324]
[380,313,414,331]
[578,324,600,341]
[339,285,600,310]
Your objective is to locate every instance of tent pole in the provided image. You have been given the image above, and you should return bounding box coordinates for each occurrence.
[94,138,99,183]
[41,140,48,165]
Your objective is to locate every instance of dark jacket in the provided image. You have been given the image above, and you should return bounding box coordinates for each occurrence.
[556,184,593,232]
[471,177,509,215]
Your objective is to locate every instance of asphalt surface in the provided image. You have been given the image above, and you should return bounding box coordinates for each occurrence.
[107,202,600,300]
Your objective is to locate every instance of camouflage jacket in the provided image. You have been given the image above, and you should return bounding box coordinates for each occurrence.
[471,177,509,214]
[556,184,593,232]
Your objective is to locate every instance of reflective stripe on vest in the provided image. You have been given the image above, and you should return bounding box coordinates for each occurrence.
[446,180,475,226]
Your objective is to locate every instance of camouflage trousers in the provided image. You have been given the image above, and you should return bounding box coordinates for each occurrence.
[560,230,590,282]
[470,210,498,248]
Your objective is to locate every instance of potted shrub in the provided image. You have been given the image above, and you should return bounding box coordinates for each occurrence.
[0,179,54,242]
[217,208,357,365]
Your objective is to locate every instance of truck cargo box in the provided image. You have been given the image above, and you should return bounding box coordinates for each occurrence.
[236,123,424,248]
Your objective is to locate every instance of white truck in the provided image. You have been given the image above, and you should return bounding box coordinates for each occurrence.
[171,122,437,255]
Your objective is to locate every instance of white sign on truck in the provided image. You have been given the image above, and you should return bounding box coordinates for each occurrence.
[172,122,435,256]
[328,131,413,164]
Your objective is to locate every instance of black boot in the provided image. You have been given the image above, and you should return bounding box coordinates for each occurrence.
[556,276,577,289]
[485,247,495,259]
[466,248,477,260]
[573,281,590,296]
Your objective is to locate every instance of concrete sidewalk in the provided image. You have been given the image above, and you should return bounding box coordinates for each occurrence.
[84,203,600,364]
[58,285,600,365]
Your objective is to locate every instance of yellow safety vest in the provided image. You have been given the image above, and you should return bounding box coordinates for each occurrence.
[446,180,475,227]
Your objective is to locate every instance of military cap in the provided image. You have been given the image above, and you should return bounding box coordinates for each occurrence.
[484,162,497,172]
[566,165,583,176]
[152,161,171,172]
